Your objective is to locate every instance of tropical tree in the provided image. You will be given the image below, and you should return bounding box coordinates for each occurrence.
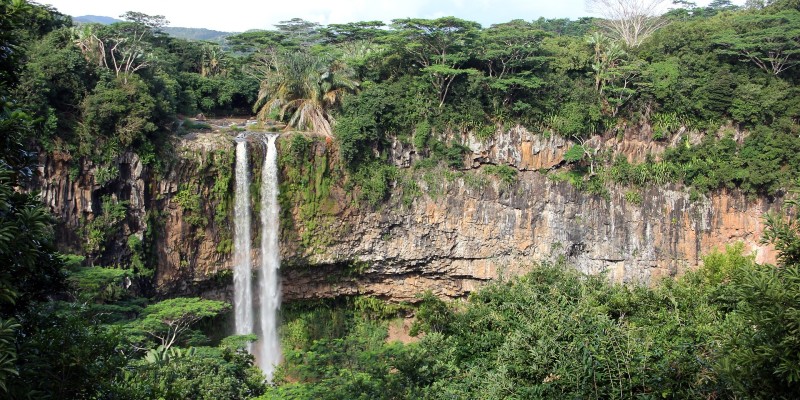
[714,195,800,397]
[72,12,166,84]
[477,20,548,112]
[110,341,266,399]
[0,1,71,394]
[389,17,481,107]
[72,24,108,68]
[564,136,599,175]
[251,49,358,137]
[200,44,226,77]
[321,21,387,53]
[586,0,670,47]
[762,193,800,267]
[119,11,169,33]
[0,319,18,393]
[274,18,322,47]
[320,21,387,78]
[125,297,230,351]
[587,32,644,116]
[714,9,800,75]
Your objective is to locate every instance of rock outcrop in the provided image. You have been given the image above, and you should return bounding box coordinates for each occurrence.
[30,125,779,302]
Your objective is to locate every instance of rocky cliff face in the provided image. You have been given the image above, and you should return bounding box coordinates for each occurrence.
[36,150,149,265]
[31,125,779,302]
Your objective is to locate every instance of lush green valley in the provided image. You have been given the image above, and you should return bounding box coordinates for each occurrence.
[2,0,800,398]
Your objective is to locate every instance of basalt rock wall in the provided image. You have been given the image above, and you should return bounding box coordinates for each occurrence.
[31,126,778,302]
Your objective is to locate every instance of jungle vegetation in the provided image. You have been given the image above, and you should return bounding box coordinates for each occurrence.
[2,0,800,398]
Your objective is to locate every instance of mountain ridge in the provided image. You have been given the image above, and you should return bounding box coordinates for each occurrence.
[73,15,235,42]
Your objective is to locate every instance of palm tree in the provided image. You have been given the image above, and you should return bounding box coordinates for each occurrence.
[72,25,108,68]
[251,49,357,137]
[200,44,226,77]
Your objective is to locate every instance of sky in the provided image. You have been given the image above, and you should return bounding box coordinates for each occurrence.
[40,0,745,32]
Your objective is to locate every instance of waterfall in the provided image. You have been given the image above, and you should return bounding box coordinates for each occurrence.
[232,134,282,382]
[257,134,281,381]
[233,140,253,341]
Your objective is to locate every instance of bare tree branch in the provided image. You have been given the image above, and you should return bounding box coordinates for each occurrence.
[587,0,670,47]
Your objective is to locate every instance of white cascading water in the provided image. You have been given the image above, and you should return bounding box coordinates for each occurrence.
[257,134,282,381]
[233,140,253,343]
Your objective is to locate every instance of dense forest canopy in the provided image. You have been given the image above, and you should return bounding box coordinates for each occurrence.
[12,0,800,199]
[1,0,800,398]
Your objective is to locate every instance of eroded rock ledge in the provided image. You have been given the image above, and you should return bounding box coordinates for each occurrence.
[31,125,778,302]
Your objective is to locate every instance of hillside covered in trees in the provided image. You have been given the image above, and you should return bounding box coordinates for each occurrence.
[2,0,800,398]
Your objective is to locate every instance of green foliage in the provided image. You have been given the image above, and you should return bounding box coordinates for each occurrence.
[483,164,518,187]
[651,112,682,140]
[352,161,397,207]
[14,27,97,148]
[272,212,800,398]
[80,74,158,160]
[352,296,408,320]
[125,235,145,278]
[388,17,481,107]
[182,118,212,131]
[408,266,654,399]
[477,20,547,115]
[663,128,800,195]
[207,149,234,251]
[280,301,352,350]
[0,6,76,394]
[9,304,129,398]
[412,121,431,149]
[81,195,128,260]
[269,298,416,399]
[713,241,800,397]
[124,297,230,350]
[111,344,266,399]
[563,144,586,163]
[335,76,431,170]
[277,135,338,249]
[177,69,258,115]
[549,169,610,199]
[67,266,130,303]
[409,292,453,336]
[0,5,268,398]
[216,238,233,255]
[624,190,643,205]
[175,186,207,228]
[429,140,468,169]
[0,169,66,312]
[606,156,679,187]
[729,78,792,125]
[83,196,128,255]
[6,2,800,398]
[714,10,800,76]
[251,49,357,136]
[762,194,800,267]
[0,319,18,393]
[94,164,119,186]
[286,134,311,166]
[277,234,796,398]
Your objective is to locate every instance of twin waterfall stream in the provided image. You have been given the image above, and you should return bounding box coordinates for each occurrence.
[233,134,281,382]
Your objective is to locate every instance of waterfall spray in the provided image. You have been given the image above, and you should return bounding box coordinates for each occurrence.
[233,140,253,342]
[231,134,282,381]
[257,134,282,381]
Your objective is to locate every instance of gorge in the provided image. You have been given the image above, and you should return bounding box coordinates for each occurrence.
[5,1,800,396]
[32,124,779,303]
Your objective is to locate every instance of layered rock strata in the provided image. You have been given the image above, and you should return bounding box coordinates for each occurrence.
[31,126,778,302]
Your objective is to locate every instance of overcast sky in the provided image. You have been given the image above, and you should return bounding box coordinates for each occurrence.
[41,0,744,32]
